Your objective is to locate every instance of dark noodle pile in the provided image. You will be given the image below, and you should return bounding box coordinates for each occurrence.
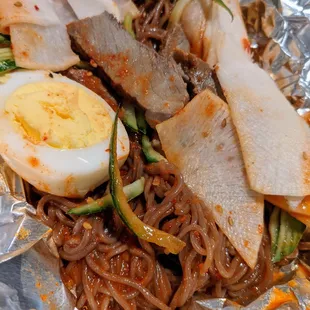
[34,133,273,310]
[134,0,173,49]
[32,1,275,309]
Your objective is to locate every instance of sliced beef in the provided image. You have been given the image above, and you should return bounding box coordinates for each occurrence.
[64,68,119,112]
[160,25,190,57]
[173,49,216,97]
[67,13,189,126]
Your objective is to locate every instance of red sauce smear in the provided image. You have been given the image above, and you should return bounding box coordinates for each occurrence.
[28,156,40,168]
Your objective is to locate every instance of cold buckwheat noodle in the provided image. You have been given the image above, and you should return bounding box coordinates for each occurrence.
[134,0,172,48]
[34,2,274,308]
[35,134,273,310]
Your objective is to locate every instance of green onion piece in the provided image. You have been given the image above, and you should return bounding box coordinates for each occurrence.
[0,45,17,73]
[124,13,135,39]
[269,206,305,263]
[214,0,234,21]
[0,60,16,73]
[0,47,14,62]
[142,135,166,163]
[122,102,138,131]
[136,109,148,134]
[68,177,145,215]
[109,109,185,254]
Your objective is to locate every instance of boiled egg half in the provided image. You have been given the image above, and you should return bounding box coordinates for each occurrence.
[0,70,129,198]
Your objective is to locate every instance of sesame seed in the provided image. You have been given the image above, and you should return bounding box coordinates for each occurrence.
[14,1,23,7]
[90,59,98,68]
[83,222,92,230]
[215,205,223,214]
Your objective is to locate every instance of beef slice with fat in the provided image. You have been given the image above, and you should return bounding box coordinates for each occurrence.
[173,49,216,96]
[67,12,189,125]
[160,24,190,57]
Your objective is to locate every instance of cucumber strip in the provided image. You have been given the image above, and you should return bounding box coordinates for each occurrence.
[0,34,10,44]
[122,102,138,131]
[0,59,16,73]
[124,13,135,39]
[136,109,148,134]
[76,60,94,71]
[269,206,280,256]
[285,212,305,252]
[142,135,166,163]
[0,47,13,62]
[270,206,305,263]
[109,110,185,254]
[275,211,290,261]
[68,177,145,215]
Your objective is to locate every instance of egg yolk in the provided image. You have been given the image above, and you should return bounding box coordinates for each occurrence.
[5,81,112,149]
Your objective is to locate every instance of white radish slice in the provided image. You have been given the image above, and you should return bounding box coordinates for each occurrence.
[51,0,77,24]
[284,196,305,210]
[67,0,121,21]
[10,23,79,71]
[180,0,206,58]
[214,0,310,196]
[157,89,264,269]
[215,0,250,57]
[201,0,251,67]
[202,2,216,68]
[0,0,60,34]
[266,195,310,216]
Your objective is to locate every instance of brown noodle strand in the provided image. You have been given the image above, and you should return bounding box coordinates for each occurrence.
[35,138,273,309]
[76,292,87,309]
[299,241,310,251]
[105,280,133,310]
[63,225,93,255]
[82,260,98,310]
[100,295,111,310]
[130,248,155,287]
[154,263,172,304]
[105,244,129,261]
[134,0,171,49]
[97,241,122,253]
[85,253,171,310]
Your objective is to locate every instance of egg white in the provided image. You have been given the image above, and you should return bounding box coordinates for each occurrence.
[0,70,129,198]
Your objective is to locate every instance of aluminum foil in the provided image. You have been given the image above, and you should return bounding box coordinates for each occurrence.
[241,0,310,111]
[0,156,50,263]
[0,240,74,310]
[0,0,310,309]
[181,261,310,309]
[0,156,74,309]
[180,0,310,308]
[182,279,310,309]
